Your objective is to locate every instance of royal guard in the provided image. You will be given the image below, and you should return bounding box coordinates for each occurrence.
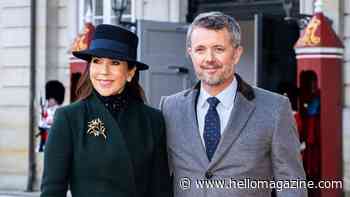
[299,72,321,190]
[37,80,65,152]
[294,0,344,196]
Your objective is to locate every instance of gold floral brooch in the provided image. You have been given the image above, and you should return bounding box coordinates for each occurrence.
[87,118,107,140]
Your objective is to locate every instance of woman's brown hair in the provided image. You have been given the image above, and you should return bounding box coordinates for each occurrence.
[75,63,147,102]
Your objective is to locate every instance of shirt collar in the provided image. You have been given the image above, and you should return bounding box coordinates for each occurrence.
[198,77,238,109]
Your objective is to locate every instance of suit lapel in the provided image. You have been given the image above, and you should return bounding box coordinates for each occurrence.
[208,74,256,167]
[209,91,256,167]
[179,74,256,168]
[181,87,210,166]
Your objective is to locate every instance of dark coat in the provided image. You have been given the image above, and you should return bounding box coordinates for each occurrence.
[40,92,172,197]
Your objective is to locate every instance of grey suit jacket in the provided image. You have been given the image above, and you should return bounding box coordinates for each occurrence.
[160,74,307,197]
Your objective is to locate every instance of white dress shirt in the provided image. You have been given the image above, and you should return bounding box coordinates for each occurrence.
[196,78,238,148]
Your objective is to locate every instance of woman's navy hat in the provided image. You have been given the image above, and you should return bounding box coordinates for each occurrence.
[73,24,149,70]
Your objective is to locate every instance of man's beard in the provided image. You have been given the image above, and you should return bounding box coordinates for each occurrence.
[195,65,233,86]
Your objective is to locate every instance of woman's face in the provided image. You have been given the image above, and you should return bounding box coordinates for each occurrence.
[89,57,136,96]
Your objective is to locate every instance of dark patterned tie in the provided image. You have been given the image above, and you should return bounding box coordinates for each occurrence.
[203,97,221,161]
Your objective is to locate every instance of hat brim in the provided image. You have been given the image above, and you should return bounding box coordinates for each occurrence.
[72,49,149,70]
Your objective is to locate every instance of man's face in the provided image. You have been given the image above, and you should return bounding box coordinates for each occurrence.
[188,27,243,87]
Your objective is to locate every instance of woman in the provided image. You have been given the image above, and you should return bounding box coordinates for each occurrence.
[41,24,172,197]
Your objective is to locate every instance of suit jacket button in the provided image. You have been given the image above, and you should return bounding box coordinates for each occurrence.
[205,171,213,179]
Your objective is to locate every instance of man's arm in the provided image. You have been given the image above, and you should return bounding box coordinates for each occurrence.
[271,98,308,197]
[159,96,174,177]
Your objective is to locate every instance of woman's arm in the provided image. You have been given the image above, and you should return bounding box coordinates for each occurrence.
[41,108,73,197]
[150,113,173,197]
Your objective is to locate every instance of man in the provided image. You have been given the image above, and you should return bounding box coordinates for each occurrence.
[160,11,307,197]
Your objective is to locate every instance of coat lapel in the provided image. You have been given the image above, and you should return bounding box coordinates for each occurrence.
[84,92,137,195]
[180,86,210,166]
[85,92,126,144]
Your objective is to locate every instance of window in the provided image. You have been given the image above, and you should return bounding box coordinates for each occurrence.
[82,0,134,26]
[92,0,103,25]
